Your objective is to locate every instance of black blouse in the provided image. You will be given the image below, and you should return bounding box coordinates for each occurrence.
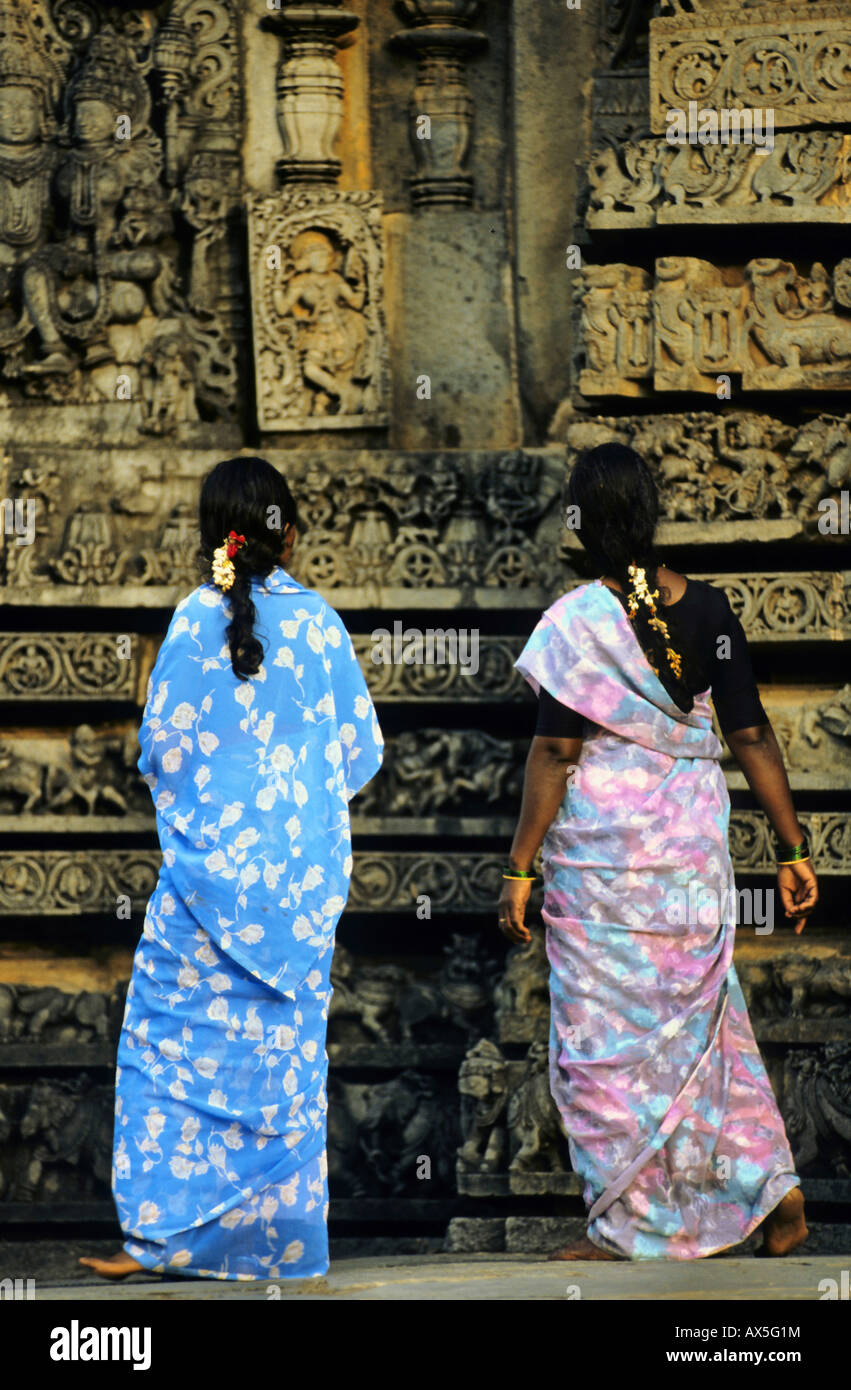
[535,578,768,740]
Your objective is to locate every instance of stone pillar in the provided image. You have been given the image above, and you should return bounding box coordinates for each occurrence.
[261,0,361,186]
[390,0,488,209]
[508,0,596,442]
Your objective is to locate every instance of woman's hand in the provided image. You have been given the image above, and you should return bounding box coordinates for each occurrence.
[777,860,818,935]
[497,877,533,945]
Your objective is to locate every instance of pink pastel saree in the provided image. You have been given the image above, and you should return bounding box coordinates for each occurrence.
[516,580,798,1259]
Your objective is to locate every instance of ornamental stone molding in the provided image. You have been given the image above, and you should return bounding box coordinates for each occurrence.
[0,571,847,709]
[352,636,529,702]
[0,448,566,607]
[649,2,851,133]
[3,439,849,613]
[0,632,145,699]
[1,823,849,915]
[576,257,851,396]
[588,132,851,229]
[245,187,390,432]
[0,849,161,915]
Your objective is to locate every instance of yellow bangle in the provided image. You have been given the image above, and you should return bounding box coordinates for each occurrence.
[777,855,811,866]
[502,873,535,881]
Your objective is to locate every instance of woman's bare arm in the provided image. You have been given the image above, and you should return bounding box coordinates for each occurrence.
[726,722,803,846]
[725,721,818,933]
[498,735,582,944]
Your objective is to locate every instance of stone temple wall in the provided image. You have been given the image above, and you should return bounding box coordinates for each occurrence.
[0,0,848,1263]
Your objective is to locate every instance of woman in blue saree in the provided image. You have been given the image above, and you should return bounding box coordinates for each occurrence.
[82,456,383,1281]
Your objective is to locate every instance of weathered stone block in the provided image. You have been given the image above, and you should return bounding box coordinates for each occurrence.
[445,1217,505,1253]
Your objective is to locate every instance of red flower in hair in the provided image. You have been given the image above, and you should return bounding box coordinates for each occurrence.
[226,530,246,559]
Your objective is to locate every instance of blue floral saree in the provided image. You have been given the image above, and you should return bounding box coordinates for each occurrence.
[113,566,383,1279]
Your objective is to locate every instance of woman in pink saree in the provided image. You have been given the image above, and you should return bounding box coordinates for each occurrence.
[499,444,817,1261]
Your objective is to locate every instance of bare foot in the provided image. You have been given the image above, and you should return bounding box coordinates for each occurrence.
[759,1187,808,1257]
[79,1252,145,1280]
[548,1235,622,1261]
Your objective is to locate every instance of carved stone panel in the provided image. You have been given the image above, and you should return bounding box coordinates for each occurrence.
[0,1076,114,1202]
[0,447,566,608]
[4,575,846,710]
[1,824,846,916]
[0,0,244,439]
[654,257,743,392]
[650,4,851,133]
[589,71,652,150]
[457,921,851,1205]
[588,133,851,229]
[560,411,851,542]
[246,188,390,432]
[0,633,145,700]
[576,264,653,398]
[576,258,851,395]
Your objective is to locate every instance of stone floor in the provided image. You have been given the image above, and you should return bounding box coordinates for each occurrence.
[28,1253,851,1300]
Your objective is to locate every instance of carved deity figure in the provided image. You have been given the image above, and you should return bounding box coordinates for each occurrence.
[272,229,372,416]
[0,0,61,362]
[719,414,795,518]
[21,25,172,375]
[745,259,851,373]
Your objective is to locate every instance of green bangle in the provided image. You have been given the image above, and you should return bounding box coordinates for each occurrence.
[775,838,810,865]
[503,867,535,880]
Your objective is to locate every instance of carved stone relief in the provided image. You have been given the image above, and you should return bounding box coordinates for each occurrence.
[588,133,851,229]
[650,3,851,132]
[0,632,144,699]
[456,934,851,1196]
[561,411,851,534]
[328,936,498,1052]
[356,730,523,817]
[0,448,565,606]
[0,1076,113,1202]
[3,823,846,914]
[1,690,847,837]
[589,71,652,151]
[722,687,851,791]
[0,0,243,433]
[0,725,147,827]
[0,981,124,1050]
[327,1069,459,1197]
[577,257,851,396]
[782,1044,851,1175]
[246,188,389,432]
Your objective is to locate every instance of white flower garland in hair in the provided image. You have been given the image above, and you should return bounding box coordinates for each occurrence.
[627,563,683,680]
[211,530,246,592]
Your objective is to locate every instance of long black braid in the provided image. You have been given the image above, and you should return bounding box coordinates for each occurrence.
[197,456,301,681]
[565,442,693,712]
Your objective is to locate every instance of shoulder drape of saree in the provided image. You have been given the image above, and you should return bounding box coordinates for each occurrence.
[516,581,722,761]
[136,570,384,997]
